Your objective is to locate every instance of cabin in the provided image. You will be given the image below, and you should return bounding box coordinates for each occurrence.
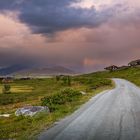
[2,77,14,84]
[128,59,140,67]
[104,65,119,71]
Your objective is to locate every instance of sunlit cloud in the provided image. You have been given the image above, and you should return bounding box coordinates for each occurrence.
[70,0,113,9]
[70,0,94,9]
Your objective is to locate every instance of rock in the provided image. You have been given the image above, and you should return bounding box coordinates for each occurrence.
[0,114,10,118]
[15,106,49,117]
[80,91,86,95]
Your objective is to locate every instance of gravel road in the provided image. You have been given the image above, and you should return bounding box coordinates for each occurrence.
[39,79,140,140]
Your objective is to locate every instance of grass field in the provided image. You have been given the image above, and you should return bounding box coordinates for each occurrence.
[0,67,140,139]
[88,67,140,86]
[0,76,112,139]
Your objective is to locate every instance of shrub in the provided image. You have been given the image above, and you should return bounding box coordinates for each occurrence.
[2,84,11,94]
[61,76,72,86]
[62,76,67,85]
[67,76,71,86]
[41,88,82,112]
[56,76,60,81]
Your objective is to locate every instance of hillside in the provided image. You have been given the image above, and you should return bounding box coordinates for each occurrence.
[0,65,28,76]
[15,66,75,76]
[84,67,140,87]
[1,66,140,139]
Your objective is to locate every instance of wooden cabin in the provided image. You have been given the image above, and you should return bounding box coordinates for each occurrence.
[104,65,119,71]
[128,59,140,67]
[2,77,14,84]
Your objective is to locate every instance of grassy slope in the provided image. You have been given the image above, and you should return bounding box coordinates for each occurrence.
[0,76,112,139]
[88,67,140,86]
[0,67,140,139]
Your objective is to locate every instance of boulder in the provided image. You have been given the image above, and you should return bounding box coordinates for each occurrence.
[80,91,86,95]
[0,114,10,118]
[15,106,49,117]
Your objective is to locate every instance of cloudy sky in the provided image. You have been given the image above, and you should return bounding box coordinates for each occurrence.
[0,0,140,72]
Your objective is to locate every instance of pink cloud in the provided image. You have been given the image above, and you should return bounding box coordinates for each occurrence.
[0,2,140,72]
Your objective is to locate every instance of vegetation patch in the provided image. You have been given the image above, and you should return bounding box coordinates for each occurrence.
[41,88,82,112]
[2,84,11,94]
[0,74,113,139]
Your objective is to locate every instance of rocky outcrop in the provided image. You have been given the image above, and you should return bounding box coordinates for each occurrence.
[15,106,49,117]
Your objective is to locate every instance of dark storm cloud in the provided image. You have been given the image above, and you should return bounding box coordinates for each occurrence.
[0,0,140,72]
[0,47,39,67]
[0,0,113,34]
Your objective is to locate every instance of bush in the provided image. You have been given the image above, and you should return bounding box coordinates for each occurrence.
[67,76,71,86]
[41,88,82,112]
[62,76,67,85]
[59,76,72,86]
[2,84,11,94]
[56,76,60,81]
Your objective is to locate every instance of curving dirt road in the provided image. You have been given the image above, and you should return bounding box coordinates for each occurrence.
[39,79,140,140]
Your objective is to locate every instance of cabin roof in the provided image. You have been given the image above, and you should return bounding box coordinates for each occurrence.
[128,59,140,64]
[105,65,118,68]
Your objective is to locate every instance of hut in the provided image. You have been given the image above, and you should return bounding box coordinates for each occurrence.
[128,59,140,67]
[104,65,119,71]
[2,77,14,84]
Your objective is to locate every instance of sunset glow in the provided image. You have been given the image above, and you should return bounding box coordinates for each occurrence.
[0,0,140,72]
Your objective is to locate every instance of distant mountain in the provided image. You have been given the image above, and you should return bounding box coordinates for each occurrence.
[0,64,28,76]
[15,66,75,76]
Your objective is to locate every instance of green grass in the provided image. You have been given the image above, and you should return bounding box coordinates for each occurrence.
[0,75,113,139]
[87,67,140,86]
[1,67,140,139]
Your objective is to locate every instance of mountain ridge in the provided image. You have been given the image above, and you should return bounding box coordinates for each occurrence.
[14,66,75,76]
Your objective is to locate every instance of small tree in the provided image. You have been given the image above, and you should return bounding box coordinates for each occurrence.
[67,76,71,86]
[56,76,60,82]
[62,76,67,85]
[2,84,11,94]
